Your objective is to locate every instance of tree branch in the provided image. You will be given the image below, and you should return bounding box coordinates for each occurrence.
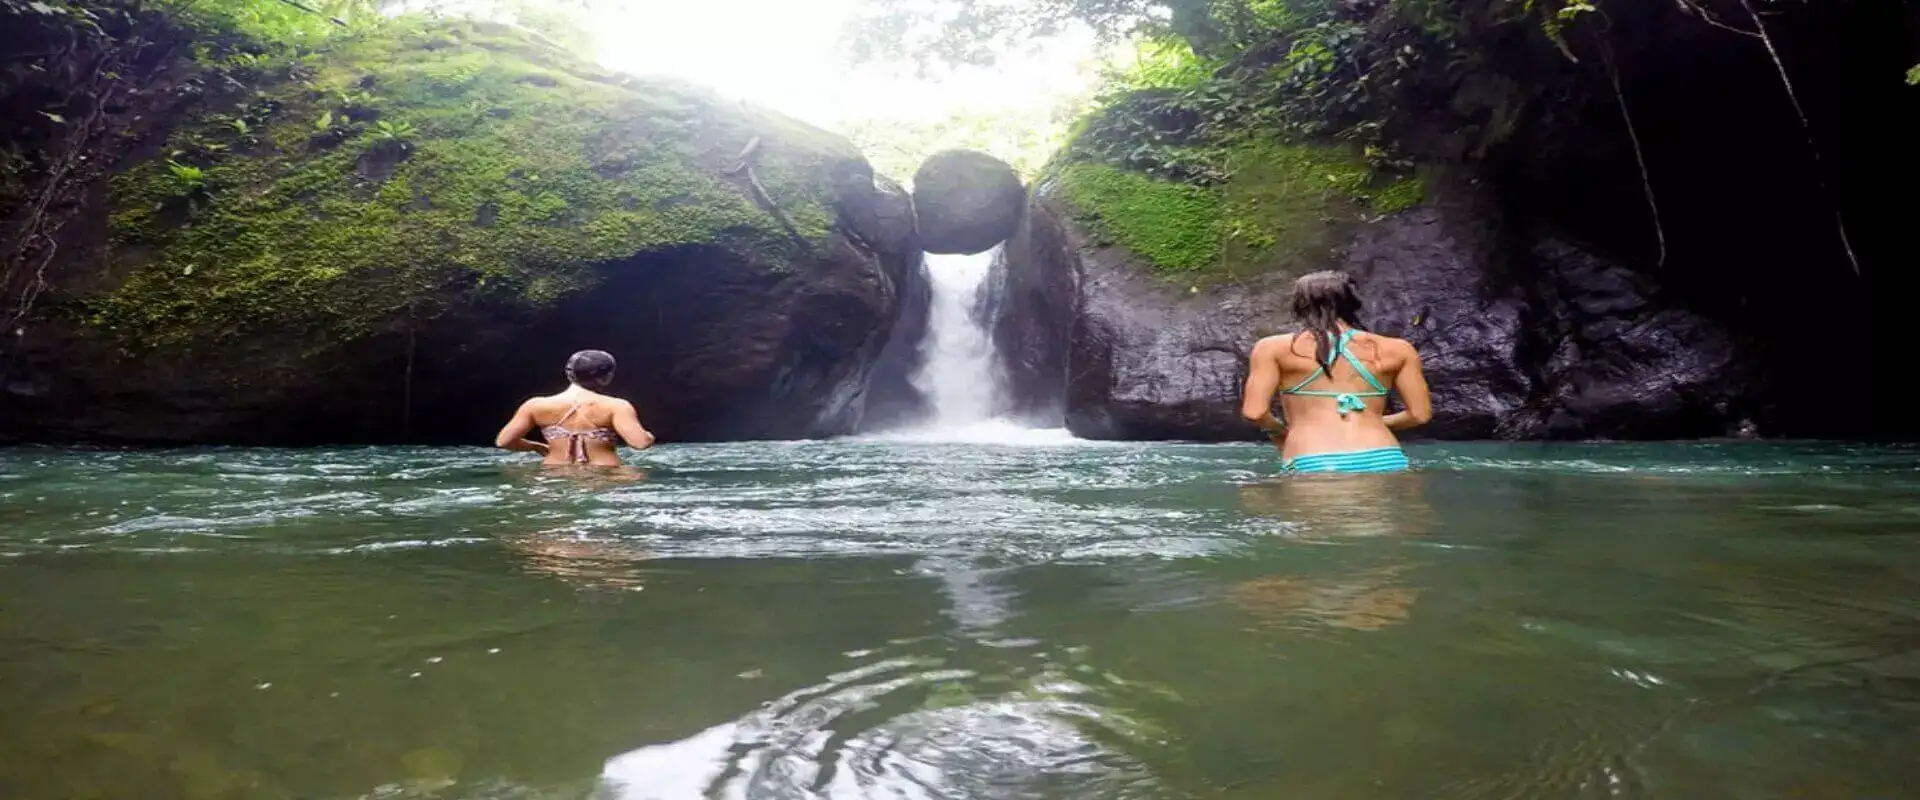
[1674,0,1761,38]
[1595,31,1666,268]
[724,137,812,250]
[271,0,348,26]
[1737,0,1861,278]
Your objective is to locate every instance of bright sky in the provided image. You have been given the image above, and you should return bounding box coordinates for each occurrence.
[586,0,1103,130]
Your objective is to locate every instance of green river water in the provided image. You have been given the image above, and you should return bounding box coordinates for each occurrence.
[2,439,1917,799]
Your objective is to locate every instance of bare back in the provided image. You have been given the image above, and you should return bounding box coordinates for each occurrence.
[496,387,653,466]
[1243,329,1430,461]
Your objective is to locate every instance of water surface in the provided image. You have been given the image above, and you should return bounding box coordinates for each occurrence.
[2,440,1917,799]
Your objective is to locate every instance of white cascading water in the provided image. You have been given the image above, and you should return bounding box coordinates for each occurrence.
[912,247,1003,428]
[888,245,1076,444]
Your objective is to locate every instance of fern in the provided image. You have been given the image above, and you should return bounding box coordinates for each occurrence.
[369,119,416,143]
[165,159,208,192]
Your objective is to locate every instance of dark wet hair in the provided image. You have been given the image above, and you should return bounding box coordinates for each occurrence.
[565,349,616,390]
[1290,270,1366,372]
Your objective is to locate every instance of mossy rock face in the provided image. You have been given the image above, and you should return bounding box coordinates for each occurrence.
[994,162,1754,441]
[98,19,869,346]
[911,149,1026,255]
[0,19,922,444]
[1053,142,1423,282]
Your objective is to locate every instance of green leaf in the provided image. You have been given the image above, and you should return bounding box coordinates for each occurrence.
[27,1,57,14]
[183,264,195,276]
[1558,0,1598,18]
[315,110,333,130]
[1908,64,1920,86]
[38,110,65,124]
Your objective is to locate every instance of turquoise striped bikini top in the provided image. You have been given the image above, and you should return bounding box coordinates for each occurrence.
[1278,329,1388,417]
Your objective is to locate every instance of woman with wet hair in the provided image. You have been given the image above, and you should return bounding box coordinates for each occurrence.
[495,350,655,466]
[1239,271,1431,473]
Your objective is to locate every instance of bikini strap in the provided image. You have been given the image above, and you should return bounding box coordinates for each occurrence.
[1279,330,1389,419]
[1283,365,1326,394]
[1284,330,1378,394]
[1282,331,1328,393]
[545,403,593,463]
[1335,330,1390,394]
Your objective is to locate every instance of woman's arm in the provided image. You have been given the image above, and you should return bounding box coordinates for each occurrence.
[1383,343,1432,431]
[1240,338,1288,447]
[494,400,550,454]
[612,400,656,451]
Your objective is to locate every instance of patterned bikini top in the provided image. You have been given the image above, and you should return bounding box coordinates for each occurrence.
[541,403,617,464]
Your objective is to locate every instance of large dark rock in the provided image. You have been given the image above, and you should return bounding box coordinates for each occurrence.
[832,165,921,259]
[834,167,934,430]
[1521,238,1758,439]
[992,174,1759,441]
[0,232,916,445]
[982,196,1077,425]
[0,21,926,445]
[1460,0,1896,438]
[912,150,1026,255]
[1050,195,1269,440]
[1336,184,1533,439]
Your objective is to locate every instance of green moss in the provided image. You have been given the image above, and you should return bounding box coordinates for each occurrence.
[1057,163,1222,273]
[1216,142,1371,278]
[1057,141,1420,280]
[95,19,851,347]
[1366,173,1426,215]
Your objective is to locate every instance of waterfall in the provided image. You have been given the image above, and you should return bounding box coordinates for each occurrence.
[912,246,1003,427]
[856,245,1072,444]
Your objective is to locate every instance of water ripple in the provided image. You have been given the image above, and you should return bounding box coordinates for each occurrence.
[598,649,1159,800]
[2,440,1912,564]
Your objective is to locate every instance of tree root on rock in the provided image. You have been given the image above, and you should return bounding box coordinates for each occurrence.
[725,136,813,252]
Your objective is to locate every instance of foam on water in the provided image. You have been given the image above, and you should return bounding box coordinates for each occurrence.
[854,421,1085,446]
[1,441,1914,565]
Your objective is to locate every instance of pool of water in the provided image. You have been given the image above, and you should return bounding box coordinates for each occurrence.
[2,440,1918,799]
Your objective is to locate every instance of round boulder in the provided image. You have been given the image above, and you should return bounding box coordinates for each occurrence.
[912,150,1026,254]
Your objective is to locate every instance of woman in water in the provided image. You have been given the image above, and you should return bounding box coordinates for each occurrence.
[494,350,655,466]
[1240,270,1431,473]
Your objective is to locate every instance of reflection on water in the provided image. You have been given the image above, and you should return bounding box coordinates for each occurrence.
[918,557,1020,635]
[1233,565,1417,632]
[1231,472,1431,632]
[2,441,1919,799]
[1236,470,1434,538]
[506,531,655,591]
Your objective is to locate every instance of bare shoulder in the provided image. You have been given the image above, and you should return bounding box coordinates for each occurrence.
[1360,331,1416,355]
[1251,332,1298,355]
[522,394,574,416]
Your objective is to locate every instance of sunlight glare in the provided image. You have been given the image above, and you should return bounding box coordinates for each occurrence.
[588,0,1100,131]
